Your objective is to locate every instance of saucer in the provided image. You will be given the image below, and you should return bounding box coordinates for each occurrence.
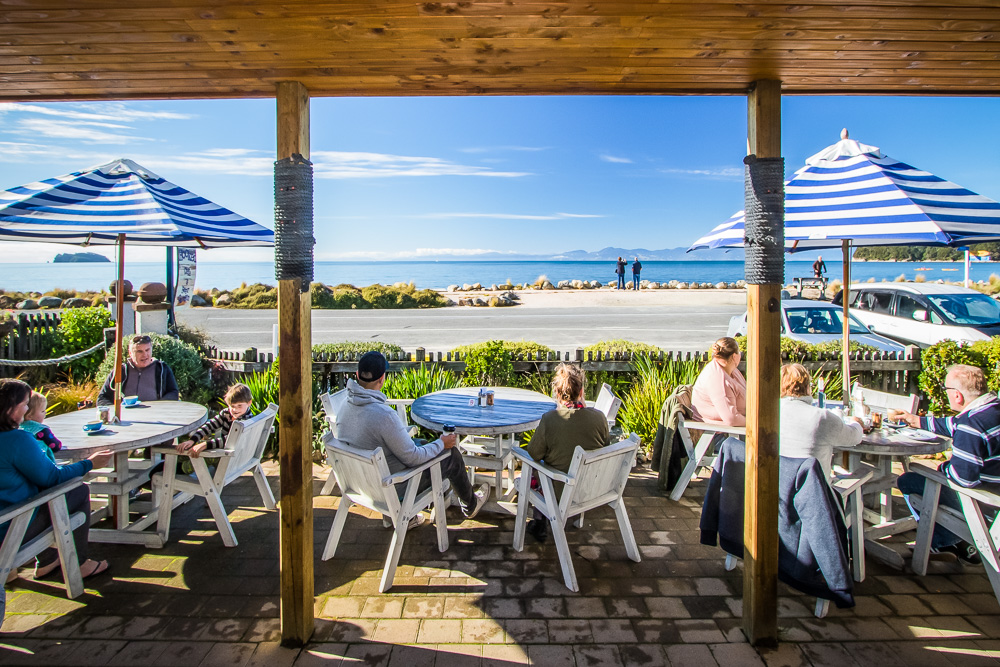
[123,402,142,408]
[85,427,107,435]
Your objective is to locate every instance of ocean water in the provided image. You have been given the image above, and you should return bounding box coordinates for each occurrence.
[0,259,995,293]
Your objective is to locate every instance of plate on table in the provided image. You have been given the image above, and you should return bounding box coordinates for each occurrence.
[900,429,938,441]
[85,426,107,436]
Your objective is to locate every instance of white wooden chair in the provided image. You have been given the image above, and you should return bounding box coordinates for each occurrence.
[459,433,518,502]
[908,460,1000,606]
[830,462,877,583]
[319,390,417,496]
[152,403,278,547]
[670,417,746,501]
[860,387,919,414]
[592,383,623,429]
[0,479,87,603]
[511,434,642,592]
[321,433,450,593]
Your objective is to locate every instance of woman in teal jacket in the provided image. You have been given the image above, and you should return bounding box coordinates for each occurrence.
[0,379,112,581]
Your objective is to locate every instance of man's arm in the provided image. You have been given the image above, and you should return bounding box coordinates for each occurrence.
[95,369,117,406]
[159,363,180,400]
[379,411,445,468]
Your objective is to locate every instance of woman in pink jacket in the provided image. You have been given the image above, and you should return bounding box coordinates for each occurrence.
[692,337,747,426]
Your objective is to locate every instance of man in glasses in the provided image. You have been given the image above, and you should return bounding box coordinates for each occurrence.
[97,335,180,406]
[890,364,1000,564]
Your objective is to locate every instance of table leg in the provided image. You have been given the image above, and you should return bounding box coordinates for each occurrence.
[113,451,130,530]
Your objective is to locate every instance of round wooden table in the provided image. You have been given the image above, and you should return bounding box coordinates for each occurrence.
[410,387,556,435]
[47,400,208,547]
[411,387,556,502]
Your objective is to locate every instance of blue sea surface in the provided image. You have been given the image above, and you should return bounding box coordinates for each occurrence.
[1,259,995,293]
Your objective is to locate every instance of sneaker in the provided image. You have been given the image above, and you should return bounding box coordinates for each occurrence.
[526,518,548,544]
[462,483,490,519]
[931,541,982,565]
[382,513,426,530]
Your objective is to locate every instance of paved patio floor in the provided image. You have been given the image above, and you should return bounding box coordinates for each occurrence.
[1,462,998,666]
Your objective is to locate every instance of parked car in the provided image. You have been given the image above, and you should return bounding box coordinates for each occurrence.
[727,299,905,353]
[844,283,1000,347]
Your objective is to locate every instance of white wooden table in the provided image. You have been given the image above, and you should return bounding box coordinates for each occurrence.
[49,400,208,547]
[835,426,951,568]
[411,387,556,501]
[671,419,746,501]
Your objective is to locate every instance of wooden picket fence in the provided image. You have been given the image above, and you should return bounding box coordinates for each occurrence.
[203,345,922,396]
[0,313,62,377]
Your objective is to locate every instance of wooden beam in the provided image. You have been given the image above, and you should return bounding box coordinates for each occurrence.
[743,78,781,648]
[276,80,313,648]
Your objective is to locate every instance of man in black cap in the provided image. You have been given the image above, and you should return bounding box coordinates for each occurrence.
[336,351,488,526]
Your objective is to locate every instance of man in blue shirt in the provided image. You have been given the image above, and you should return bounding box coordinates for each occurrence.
[892,364,1000,564]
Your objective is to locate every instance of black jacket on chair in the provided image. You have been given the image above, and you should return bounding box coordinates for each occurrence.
[699,437,855,608]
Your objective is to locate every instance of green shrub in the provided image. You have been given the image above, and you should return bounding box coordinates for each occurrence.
[96,333,212,405]
[221,283,278,309]
[458,339,515,386]
[361,284,418,309]
[584,339,662,357]
[919,339,1000,414]
[331,286,370,310]
[312,341,404,358]
[733,335,878,360]
[56,307,113,381]
[412,288,449,308]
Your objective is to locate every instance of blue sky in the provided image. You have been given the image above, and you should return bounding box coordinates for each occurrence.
[1,95,998,263]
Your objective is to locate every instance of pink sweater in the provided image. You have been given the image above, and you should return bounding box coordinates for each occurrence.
[691,360,747,426]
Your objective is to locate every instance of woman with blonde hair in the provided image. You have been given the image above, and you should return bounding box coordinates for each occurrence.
[779,363,863,479]
[692,337,747,426]
[522,363,610,542]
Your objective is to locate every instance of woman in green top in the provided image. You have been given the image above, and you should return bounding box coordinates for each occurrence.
[523,363,610,542]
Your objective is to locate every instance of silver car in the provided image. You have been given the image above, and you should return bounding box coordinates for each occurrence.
[727,299,906,353]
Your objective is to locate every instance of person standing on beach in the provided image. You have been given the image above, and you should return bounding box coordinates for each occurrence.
[812,255,827,279]
[615,257,626,290]
[632,257,642,291]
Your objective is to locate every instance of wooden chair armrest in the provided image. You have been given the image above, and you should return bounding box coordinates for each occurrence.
[511,447,572,484]
[196,448,235,459]
[383,450,450,487]
[0,478,84,526]
[831,462,876,496]
[387,398,415,407]
[150,445,180,456]
[910,459,1000,508]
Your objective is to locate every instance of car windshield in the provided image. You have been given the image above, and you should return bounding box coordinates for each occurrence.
[927,293,1000,326]
[785,308,870,335]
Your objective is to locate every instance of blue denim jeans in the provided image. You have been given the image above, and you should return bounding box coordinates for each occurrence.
[617,275,625,289]
[632,275,640,290]
[896,471,962,550]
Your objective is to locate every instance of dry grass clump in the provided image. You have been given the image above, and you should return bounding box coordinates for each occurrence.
[827,278,842,297]
[866,277,876,283]
[894,273,907,282]
[914,273,927,283]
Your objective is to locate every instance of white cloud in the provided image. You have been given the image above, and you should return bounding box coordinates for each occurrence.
[459,145,549,154]
[660,166,743,179]
[13,118,151,145]
[0,103,191,122]
[601,154,633,164]
[0,141,116,164]
[414,212,602,221]
[311,151,529,178]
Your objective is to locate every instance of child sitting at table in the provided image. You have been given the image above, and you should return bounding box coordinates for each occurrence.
[177,383,255,458]
[19,391,62,464]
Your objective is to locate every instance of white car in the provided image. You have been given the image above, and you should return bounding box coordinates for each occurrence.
[727,299,905,353]
[844,282,1000,347]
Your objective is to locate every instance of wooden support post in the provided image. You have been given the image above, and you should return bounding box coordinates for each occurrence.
[744,79,781,648]
[842,239,852,404]
[276,80,314,648]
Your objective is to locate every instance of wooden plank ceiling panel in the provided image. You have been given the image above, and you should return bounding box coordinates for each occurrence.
[0,0,998,100]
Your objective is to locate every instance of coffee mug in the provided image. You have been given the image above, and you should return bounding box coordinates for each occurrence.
[123,395,139,406]
[83,420,104,432]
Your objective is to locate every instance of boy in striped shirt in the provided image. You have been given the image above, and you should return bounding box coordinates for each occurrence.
[892,364,1000,565]
[178,383,255,457]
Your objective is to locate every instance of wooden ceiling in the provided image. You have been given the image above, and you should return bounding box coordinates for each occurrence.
[2,1,1000,101]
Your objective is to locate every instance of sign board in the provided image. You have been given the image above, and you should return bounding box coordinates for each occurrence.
[173,248,197,308]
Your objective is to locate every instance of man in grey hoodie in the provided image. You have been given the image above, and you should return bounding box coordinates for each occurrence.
[336,351,488,523]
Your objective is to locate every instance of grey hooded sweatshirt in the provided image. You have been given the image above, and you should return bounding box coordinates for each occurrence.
[335,378,444,475]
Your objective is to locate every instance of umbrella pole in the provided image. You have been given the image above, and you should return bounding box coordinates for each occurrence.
[113,233,125,422]
[965,248,972,288]
[842,239,851,406]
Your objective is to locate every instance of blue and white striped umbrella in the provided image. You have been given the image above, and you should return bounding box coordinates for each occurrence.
[0,158,273,247]
[689,132,1000,252]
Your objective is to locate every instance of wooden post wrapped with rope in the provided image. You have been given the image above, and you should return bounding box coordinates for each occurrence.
[275,80,314,647]
[743,79,783,647]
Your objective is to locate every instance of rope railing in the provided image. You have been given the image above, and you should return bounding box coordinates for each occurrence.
[0,341,105,367]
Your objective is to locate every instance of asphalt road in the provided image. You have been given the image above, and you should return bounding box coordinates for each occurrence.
[178,303,746,355]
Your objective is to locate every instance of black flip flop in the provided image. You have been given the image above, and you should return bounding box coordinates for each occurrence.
[81,559,110,580]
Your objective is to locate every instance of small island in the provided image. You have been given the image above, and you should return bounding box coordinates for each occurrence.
[53,252,111,263]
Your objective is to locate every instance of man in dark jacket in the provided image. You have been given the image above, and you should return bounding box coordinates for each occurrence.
[631,257,642,290]
[97,335,180,406]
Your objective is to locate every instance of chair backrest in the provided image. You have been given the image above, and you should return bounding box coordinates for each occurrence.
[224,403,278,480]
[561,434,640,512]
[320,388,349,435]
[386,398,413,429]
[594,383,623,425]
[322,432,397,517]
[861,387,919,414]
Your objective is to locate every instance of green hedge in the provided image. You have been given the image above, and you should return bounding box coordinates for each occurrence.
[218,282,449,310]
[312,341,403,357]
[584,339,662,357]
[919,339,1000,414]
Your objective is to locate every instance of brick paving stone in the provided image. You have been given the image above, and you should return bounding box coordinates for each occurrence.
[605,597,648,618]
[361,597,404,618]
[373,618,420,644]
[433,643,482,667]
[444,596,486,619]
[796,617,856,641]
[879,594,936,616]
[503,619,549,645]
[417,619,463,643]
[199,641,258,667]
[798,642,862,667]
[482,598,524,619]
[322,619,378,642]
[656,579,698,597]
[965,613,1000,638]
[320,596,364,619]
[526,644,575,666]
[401,597,446,619]
[682,595,734,619]
[574,644,624,667]
[666,643,718,666]
[675,619,726,643]
[841,641,907,667]
[643,596,690,619]
[243,617,282,642]
[888,641,965,666]
[525,597,566,618]
[547,619,593,643]
[294,643,349,667]
[843,595,893,617]
[713,617,747,642]
[463,618,506,644]
[877,576,928,595]
[590,619,638,643]
[618,644,669,667]
[202,618,254,641]
[481,643,529,666]
[565,597,609,618]
[149,639,215,666]
[246,641,302,667]
[384,644,435,667]
[107,640,170,665]
[33,638,129,666]
[710,643,765,666]
[631,619,681,644]
[757,643,811,667]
